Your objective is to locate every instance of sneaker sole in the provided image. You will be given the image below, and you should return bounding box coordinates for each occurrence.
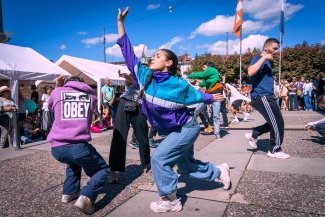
[129,143,139,149]
[74,202,95,215]
[245,133,257,149]
[267,153,290,159]
[220,163,231,190]
[150,203,183,213]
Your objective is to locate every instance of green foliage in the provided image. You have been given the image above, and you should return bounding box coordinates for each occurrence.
[189,41,325,83]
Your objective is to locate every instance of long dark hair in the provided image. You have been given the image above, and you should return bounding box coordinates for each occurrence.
[136,49,178,102]
[202,61,222,77]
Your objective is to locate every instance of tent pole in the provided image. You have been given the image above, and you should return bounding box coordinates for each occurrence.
[10,79,21,150]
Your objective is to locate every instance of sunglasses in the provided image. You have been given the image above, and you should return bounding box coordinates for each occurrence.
[27,118,33,121]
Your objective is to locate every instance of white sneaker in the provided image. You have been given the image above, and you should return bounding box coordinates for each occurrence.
[215,134,222,141]
[267,151,290,159]
[245,133,257,149]
[74,195,95,215]
[150,197,182,213]
[231,118,239,123]
[244,113,250,121]
[61,191,80,204]
[216,163,231,190]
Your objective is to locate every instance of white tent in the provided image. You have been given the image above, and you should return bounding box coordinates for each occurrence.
[55,55,128,112]
[0,43,70,148]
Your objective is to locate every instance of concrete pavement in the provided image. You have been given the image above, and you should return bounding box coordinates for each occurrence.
[0,110,324,216]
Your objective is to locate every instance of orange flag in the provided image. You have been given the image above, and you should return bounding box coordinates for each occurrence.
[233,0,243,38]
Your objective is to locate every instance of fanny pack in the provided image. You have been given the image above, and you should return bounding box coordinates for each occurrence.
[123,99,138,113]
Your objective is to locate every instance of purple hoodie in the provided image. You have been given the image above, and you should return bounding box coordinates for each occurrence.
[47,81,97,147]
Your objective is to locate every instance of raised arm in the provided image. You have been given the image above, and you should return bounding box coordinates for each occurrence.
[116,7,152,90]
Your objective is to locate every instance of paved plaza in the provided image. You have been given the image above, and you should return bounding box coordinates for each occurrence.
[0,110,324,217]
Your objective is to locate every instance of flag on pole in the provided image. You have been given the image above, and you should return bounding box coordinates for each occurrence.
[279,0,285,44]
[233,0,243,38]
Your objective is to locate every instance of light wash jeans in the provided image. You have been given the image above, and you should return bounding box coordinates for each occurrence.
[194,102,221,135]
[303,95,313,111]
[151,117,220,196]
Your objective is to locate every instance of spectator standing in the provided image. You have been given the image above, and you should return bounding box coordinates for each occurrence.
[241,82,251,98]
[0,86,18,149]
[297,76,305,110]
[312,73,325,110]
[288,77,298,110]
[102,78,115,124]
[40,85,54,136]
[280,79,289,110]
[30,85,39,105]
[303,77,313,111]
[18,89,27,123]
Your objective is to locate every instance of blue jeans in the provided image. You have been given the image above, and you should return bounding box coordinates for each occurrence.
[104,102,115,123]
[51,142,110,204]
[304,95,313,111]
[21,136,43,144]
[151,117,220,196]
[194,102,221,135]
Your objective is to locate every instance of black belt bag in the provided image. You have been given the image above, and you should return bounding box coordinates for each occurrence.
[123,99,138,113]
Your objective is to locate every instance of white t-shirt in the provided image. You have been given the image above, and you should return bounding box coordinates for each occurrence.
[41,94,50,111]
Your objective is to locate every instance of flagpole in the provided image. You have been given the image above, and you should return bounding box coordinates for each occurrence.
[279,32,282,84]
[239,25,242,85]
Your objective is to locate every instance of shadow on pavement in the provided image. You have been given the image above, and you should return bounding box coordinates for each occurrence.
[95,164,144,212]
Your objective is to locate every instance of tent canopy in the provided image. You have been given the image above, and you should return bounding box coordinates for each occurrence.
[0,43,70,80]
[0,43,71,148]
[55,55,127,86]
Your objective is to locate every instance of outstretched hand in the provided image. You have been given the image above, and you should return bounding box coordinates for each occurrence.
[118,7,129,23]
[212,93,224,102]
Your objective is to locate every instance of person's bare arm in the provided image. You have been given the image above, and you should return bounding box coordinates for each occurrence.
[248,54,273,77]
[102,92,109,102]
[117,7,129,38]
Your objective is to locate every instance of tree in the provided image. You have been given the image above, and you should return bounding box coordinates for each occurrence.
[189,41,325,83]
[0,31,14,43]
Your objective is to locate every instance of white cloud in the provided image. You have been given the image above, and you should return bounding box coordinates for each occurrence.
[60,44,67,50]
[147,4,160,10]
[159,37,183,49]
[105,44,157,58]
[78,31,88,35]
[81,34,119,45]
[190,15,272,38]
[85,45,91,48]
[197,34,268,55]
[179,45,191,51]
[243,0,304,20]
[321,39,325,45]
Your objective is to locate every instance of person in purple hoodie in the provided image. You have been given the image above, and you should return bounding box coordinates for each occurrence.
[48,76,110,215]
[117,7,230,213]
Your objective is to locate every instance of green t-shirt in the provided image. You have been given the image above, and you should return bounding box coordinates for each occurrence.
[101,85,114,103]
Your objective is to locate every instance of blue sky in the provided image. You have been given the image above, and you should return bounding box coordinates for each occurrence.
[2,0,325,63]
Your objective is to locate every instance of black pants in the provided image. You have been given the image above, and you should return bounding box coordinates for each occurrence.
[251,96,284,153]
[132,127,157,140]
[109,99,150,172]
[220,98,229,127]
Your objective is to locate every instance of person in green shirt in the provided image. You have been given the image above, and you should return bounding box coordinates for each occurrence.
[187,61,223,140]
